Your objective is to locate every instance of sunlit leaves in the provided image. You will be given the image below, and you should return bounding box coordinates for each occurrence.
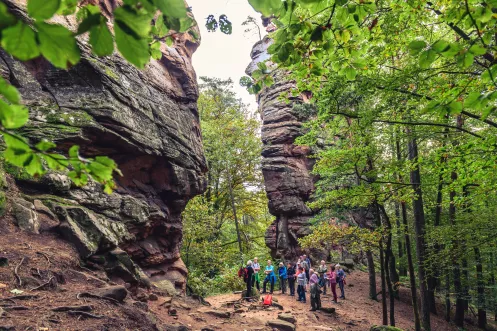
[27,0,61,20]
[36,22,80,69]
[153,0,187,19]
[247,0,282,16]
[114,21,150,68]
[0,77,20,105]
[0,101,28,129]
[1,22,40,61]
[89,20,114,56]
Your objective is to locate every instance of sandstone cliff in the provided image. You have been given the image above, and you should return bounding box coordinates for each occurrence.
[0,0,206,294]
[246,37,315,260]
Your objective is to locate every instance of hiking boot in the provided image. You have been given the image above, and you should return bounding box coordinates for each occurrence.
[310,308,317,311]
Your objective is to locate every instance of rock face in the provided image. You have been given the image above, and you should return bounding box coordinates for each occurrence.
[1,1,206,292]
[246,37,315,260]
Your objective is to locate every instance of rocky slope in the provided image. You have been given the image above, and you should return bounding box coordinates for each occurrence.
[0,0,206,294]
[246,37,315,260]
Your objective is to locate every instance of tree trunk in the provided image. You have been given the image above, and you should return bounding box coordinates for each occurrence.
[406,127,431,331]
[475,247,486,329]
[449,170,464,327]
[367,250,378,300]
[445,272,451,322]
[380,205,396,326]
[375,203,388,326]
[227,170,243,263]
[395,135,421,331]
[395,203,407,277]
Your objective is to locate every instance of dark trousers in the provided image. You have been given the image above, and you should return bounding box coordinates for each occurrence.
[319,275,327,294]
[288,278,295,295]
[297,284,306,302]
[338,281,345,298]
[330,282,338,302]
[310,284,321,310]
[305,270,310,283]
[246,279,252,301]
[280,277,287,293]
[263,277,275,293]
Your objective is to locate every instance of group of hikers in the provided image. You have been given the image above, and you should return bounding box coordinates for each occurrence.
[241,255,346,311]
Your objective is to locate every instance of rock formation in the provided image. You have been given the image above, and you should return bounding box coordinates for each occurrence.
[1,0,206,294]
[246,37,315,260]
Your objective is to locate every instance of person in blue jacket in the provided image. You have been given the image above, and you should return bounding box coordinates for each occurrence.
[262,260,276,294]
[336,264,346,299]
[278,262,288,294]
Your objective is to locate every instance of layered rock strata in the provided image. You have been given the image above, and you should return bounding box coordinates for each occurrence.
[246,37,315,260]
[1,0,206,293]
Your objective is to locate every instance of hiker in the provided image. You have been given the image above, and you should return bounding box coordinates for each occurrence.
[317,260,328,295]
[245,260,255,301]
[304,254,312,268]
[336,263,346,299]
[252,257,261,291]
[262,260,276,294]
[278,262,287,294]
[302,255,310,281]
[287,262,296,296]
[296,266,307,303]
[309,269,321,311]
[328,265,338,303]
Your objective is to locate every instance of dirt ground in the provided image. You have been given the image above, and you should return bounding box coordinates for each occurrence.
[154,271,490,331]
[1,214,495,331]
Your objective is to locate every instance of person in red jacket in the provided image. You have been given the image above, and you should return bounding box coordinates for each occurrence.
[327,265,338,303]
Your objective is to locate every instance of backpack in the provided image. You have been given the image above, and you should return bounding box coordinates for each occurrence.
[263,294,273,306]
[238,267,248,280]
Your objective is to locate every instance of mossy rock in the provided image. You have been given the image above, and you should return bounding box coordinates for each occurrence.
[241,287,260,300]
[370,326,404,331]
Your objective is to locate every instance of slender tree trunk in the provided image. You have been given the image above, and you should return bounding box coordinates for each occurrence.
[395,203,407,277]
[227,170,243,262]
[406,127,431,331]
[475,247,486,329]
[375,203,388,325]
[380,205,396,326]
[449,170,464,327]
[395,135,421,331]
[445,272,451,322]
[367,250,378,300]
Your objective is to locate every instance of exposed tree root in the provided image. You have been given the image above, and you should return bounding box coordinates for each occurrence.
[14,257,25,287]
[67,310,104,319]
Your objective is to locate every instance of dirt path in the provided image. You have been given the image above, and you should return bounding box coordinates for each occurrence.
[151,271,483,331]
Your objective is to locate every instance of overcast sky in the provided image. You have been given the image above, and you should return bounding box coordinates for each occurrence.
[188,0,265,109]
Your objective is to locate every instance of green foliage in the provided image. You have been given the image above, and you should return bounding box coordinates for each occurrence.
[182,77,271,296]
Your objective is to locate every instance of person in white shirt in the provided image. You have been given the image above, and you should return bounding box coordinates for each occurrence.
[252,257,261,291]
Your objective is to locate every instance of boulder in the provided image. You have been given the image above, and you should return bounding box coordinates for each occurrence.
[12,199,39,234]
[277,313,296,324]
[267,319,296,331]
[153,279,178,297]
[343,259,355,268]
[89,285,128,302]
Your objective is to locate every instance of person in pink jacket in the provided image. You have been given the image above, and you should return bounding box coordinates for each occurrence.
[328,265,338,303]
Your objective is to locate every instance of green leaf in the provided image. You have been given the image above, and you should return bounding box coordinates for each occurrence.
[248,0,283,16]
[151,49,162,60]
[58,0,78,15]
[468,44,487,56]
[36,22,80,69]
[1,22,40,61]
[408,40,426,55]
[165,36,174,47]
[295,0,324,7]
[27,0,61,21]
[89,20,114,56]
[278,43,293,63]
[344,67,357,80]
[43,153,68,170]
[0,2,16,29]
[155,15,168,38]
[24,153,44,176]
[419,49,436,69]
[114,6,152,38]
[481,65,497,83]
[153,0,187,19]
[457,52,474,68]
[35,140,56,152]
[0,77,20,104]
[448,101,462,115]
[463,92,481,109]
[114,22,150,69]
[68,145,79,159]
[3,133,32,168]
[431,40,449,53]
[0,100,29,129]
